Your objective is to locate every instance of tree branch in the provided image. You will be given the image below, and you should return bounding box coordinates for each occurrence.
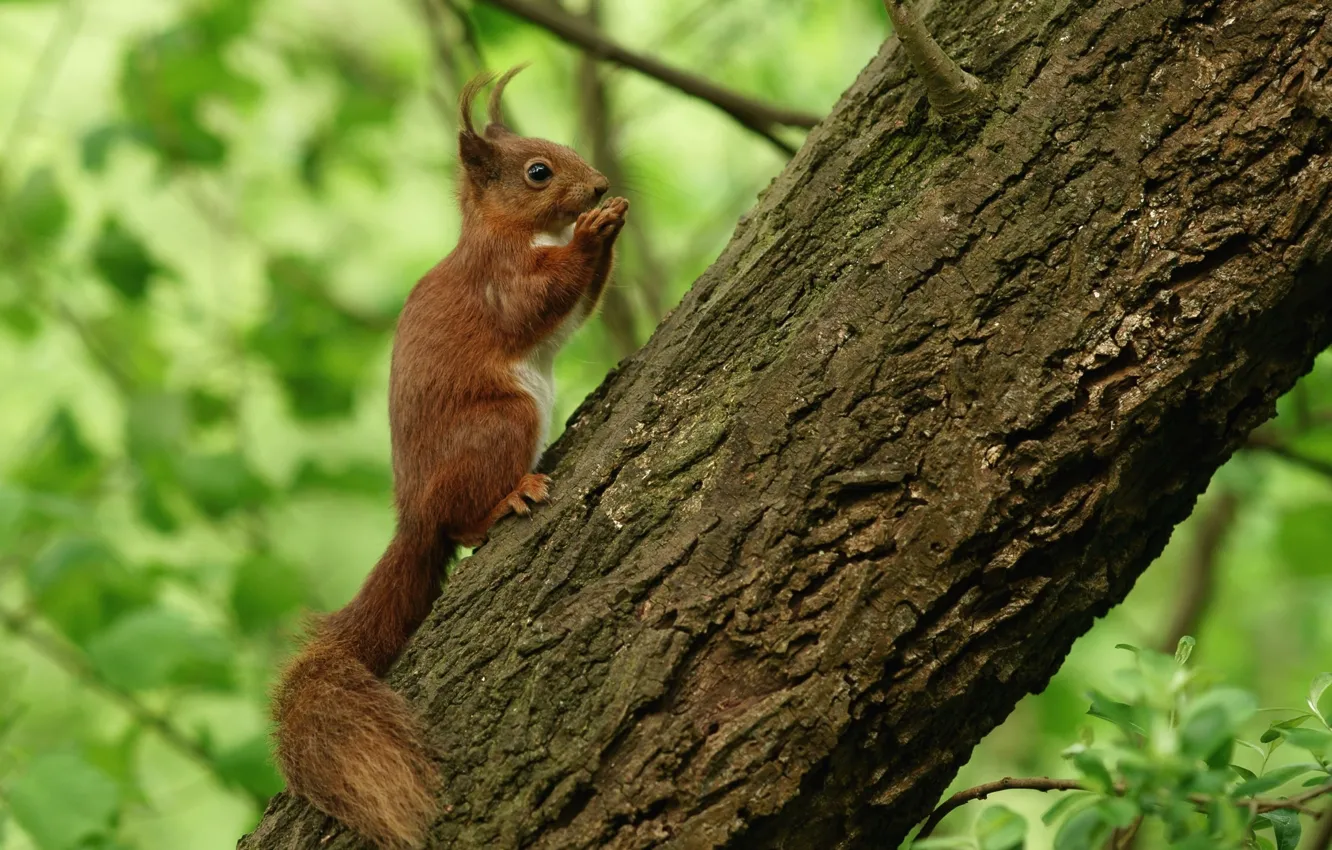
[417,0,486,99]
[881,0,984,117]
[914,777,1084,839]
[1247,432,1332,479]
[476,0,819,155]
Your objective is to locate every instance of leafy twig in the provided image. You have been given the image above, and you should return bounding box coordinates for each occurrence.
[914,776,1332,840]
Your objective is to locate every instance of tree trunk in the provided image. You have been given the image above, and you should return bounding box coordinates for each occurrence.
[241,0,1332,847]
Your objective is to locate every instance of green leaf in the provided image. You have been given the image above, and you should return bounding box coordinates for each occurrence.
[26,537,151,644]
[1072,751,1114,792]
[187,388,234,428]
[1309,673,1332,723]
[1097,798,1138,829]
[249,254,387,420]
[116,7,260,168]
[80,124,133,172]
[8,167,69,250]
[1262,715,1313,744]
[1203,736,1235,771]
[83,727,143,788]
[1283,726,1332,760]
[1054,806,1112,850]
[213,733,284,798]
[12,408,103,497]
[1041,791,1095,826]
[1233,763,1321,797]
[84,309,168,388]
[1174,635,1196,665]
[1266,809,1301,850]
[290,458,392,495]
[1087,691,1143,737]
[0,301,42,338]
[8,752,119,850]
[230,555,308,634]
[176,451,271,518]
[126,392,188,459]
[134,476,179,533]
[910,838,973,850]
[1179,688,1257,760]
[975,805,1026,850]
[86,608,231,691]
[91,217,167,301]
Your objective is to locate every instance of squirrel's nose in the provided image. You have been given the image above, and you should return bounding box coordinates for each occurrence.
[592,178,610,198]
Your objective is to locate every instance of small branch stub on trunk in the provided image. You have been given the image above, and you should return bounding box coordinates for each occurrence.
[884,0,986,117]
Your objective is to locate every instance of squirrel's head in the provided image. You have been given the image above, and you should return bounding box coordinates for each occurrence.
[457,66,610,233]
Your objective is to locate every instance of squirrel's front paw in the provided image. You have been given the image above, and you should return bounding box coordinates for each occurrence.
[575,197,629,242]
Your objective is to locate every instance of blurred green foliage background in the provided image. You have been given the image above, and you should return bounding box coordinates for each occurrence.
[0,1,1328,848]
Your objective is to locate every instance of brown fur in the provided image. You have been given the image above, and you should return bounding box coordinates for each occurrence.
[271,66,627,849]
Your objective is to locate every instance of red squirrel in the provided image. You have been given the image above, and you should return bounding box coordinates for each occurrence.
[271,65,627,849]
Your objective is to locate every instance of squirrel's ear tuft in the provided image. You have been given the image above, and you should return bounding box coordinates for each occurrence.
[459,70,496,138]
[484,63,529,139]
[459,70,501,180]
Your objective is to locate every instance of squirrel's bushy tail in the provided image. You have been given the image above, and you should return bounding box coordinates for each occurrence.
[273,524,452,850]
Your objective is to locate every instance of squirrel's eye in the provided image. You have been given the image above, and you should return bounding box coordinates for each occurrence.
[525,161,553,186]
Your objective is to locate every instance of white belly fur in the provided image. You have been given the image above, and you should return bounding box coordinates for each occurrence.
[515,222,588,468]
[513,347,556,469]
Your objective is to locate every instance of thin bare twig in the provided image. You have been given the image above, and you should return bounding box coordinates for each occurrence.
[417,0,467,123]
[418,0,467,96]
[416,0,489,119]
[441,0,489,73]
[1160,490,1239,654]
[916,777,1084,838]
[476,0,818,155]
[1247,432,1332,480]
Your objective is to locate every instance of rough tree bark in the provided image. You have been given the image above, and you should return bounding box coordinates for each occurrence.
[242,0,1332,847]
